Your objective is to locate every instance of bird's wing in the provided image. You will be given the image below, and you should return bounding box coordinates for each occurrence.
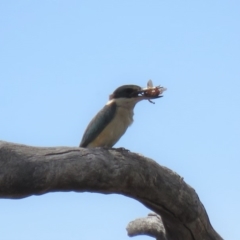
[79,103,117,147]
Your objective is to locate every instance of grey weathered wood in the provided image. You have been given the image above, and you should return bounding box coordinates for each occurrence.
[0,141,222,240]
[127,213,167,240]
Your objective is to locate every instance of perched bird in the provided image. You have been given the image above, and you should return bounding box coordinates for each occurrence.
[79,84,163,148]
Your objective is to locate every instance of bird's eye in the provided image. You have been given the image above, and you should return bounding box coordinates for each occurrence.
[125,88,138,98]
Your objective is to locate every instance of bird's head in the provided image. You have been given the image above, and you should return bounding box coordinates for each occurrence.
[109,84,164,105]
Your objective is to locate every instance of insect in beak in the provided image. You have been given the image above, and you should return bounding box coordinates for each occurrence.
[138,80,167,104]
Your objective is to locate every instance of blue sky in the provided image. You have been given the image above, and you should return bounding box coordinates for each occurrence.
[0,1,239,239]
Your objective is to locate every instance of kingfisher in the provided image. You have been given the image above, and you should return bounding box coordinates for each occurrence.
[79,84,165,148]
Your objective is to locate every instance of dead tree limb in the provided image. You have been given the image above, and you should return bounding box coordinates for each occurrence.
[127,213,167,240]
[0,141,222,240]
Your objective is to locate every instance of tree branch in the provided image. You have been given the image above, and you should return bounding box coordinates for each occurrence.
[0,141,222,240]
[127,213,167,240]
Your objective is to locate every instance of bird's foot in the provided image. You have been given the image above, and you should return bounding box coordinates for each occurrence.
[97,147,130,152]
[114,147,130,152]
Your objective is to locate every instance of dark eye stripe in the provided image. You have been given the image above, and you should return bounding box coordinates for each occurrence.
[111,85,141,99]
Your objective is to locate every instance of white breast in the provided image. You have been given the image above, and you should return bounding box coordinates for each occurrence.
[88,99,136,147]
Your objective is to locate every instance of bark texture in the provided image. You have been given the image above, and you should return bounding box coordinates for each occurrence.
[0,141,222,240]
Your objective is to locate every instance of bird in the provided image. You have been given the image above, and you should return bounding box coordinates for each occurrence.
[79,84,163,148]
